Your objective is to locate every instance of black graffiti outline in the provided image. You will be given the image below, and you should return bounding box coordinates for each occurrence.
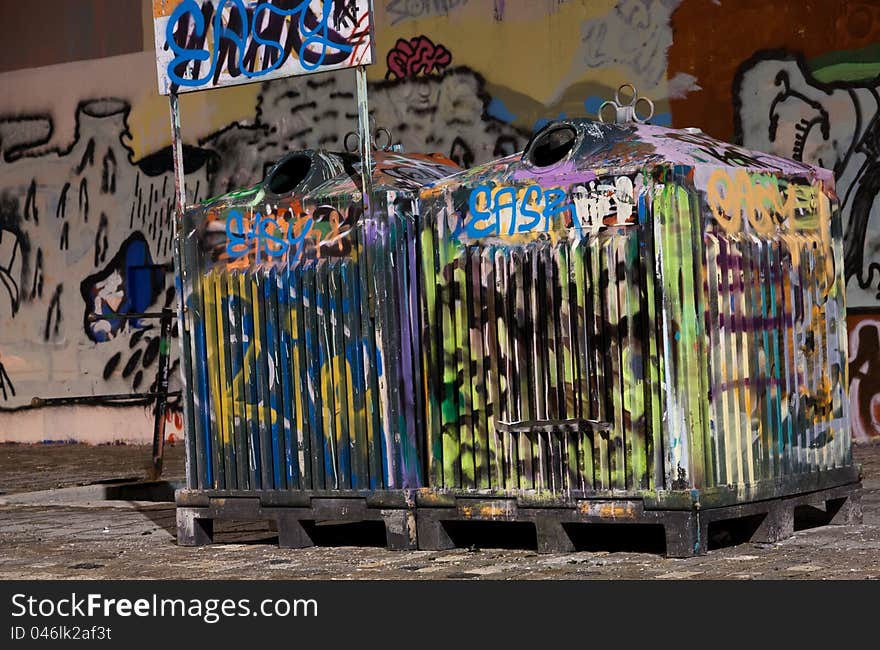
[101,148,117,194]
[44,283,62,341]
[849,319,880,439]
[24,179,38,225]
[29,247,42,300]
[733,50,880,290]
[78,177,89,222]
[0,268,18,317]
[0,221,22,317]
[56,182,69,220]
[0,100,135,164]
[94,213,109,267]
[0,359,14,400]
[0,100,211,416]
[768,69,830,163]
[0,115,53,164]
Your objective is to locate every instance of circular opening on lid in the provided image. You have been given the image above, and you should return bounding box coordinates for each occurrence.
[526,125,577,167]
[266,154,312,195]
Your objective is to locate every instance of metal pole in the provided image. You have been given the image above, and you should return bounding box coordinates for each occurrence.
[88,311,176,322]
[29,391,182,407]
[151,308,174,479]
[169,92,187,209]
[168,91,198,488]
[355,65,373,209]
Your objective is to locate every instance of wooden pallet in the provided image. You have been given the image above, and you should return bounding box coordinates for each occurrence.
[415,482,862,557]
[175,482,861,557]
[176,490,417,550]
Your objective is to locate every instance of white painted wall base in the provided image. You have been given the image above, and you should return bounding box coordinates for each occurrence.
[0,405,181,444]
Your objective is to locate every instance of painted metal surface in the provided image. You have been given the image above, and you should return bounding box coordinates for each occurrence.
[179,118,853,503]
[419,119,851,496]
[178,149,459,489]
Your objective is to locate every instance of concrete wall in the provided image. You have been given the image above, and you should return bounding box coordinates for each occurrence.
[1,0,878,442]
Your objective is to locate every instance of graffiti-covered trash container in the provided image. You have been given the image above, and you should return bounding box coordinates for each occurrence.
[175,150,459,512]
[415,119,861,555]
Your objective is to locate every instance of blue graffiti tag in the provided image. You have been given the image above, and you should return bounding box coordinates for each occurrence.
[165,0,356,89]
[225,210,314,265]
[466,184,574,238]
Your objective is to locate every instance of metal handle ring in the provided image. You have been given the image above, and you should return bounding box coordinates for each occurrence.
[343,131,360,153]
[374,127,393,151]
[615,83,638,108]
[597,100,618,123]
[633,96,654,123]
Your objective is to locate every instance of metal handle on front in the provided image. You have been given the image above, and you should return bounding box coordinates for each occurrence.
[598,83,655,124]
[343,116,398,152]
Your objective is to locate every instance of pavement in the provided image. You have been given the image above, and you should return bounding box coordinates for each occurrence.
[0,441,877,580]
[0,442,186,495]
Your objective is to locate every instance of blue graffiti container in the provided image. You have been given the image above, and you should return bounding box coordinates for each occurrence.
[176,149,459,491]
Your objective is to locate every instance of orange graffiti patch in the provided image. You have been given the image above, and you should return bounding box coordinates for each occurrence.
[151,0,177,19]
[707,169,817,234]
[578,501,638,519]
[457,500,516,520]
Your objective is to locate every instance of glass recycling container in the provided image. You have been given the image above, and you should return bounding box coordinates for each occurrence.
[417,119,857,507]
[176,150,460,492]
[176,119,858,520]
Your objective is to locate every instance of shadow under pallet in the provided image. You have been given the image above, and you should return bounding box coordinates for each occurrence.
[175,478,862,558]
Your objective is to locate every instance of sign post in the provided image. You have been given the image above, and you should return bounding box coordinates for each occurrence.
[165,89,190,482]
[151,0,376,484]
[168,92,187,215]
[355,64,374,207]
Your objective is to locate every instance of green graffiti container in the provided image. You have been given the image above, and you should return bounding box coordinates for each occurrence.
[417,119,857,506]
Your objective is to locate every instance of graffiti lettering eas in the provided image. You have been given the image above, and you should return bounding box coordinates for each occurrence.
[706,168,818,234]
[466,184,572,238]
[225,209,314,265]
[464,178,639,239]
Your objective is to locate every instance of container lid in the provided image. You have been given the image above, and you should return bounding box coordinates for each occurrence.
[429,118,833,193]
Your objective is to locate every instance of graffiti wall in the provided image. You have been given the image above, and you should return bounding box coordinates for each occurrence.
[0,98,212,442]
[0,0,878,442]
[667,0,880,441]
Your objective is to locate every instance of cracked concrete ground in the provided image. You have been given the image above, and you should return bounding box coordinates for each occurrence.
[0,442,877,579]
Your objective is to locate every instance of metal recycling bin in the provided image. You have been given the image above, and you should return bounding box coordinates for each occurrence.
[177,116,858,525]
[417,118,857,505]
[177,150,459,492]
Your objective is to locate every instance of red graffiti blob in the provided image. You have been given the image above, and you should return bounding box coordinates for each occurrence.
[849,319,880,441]
[386,36,452,79]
